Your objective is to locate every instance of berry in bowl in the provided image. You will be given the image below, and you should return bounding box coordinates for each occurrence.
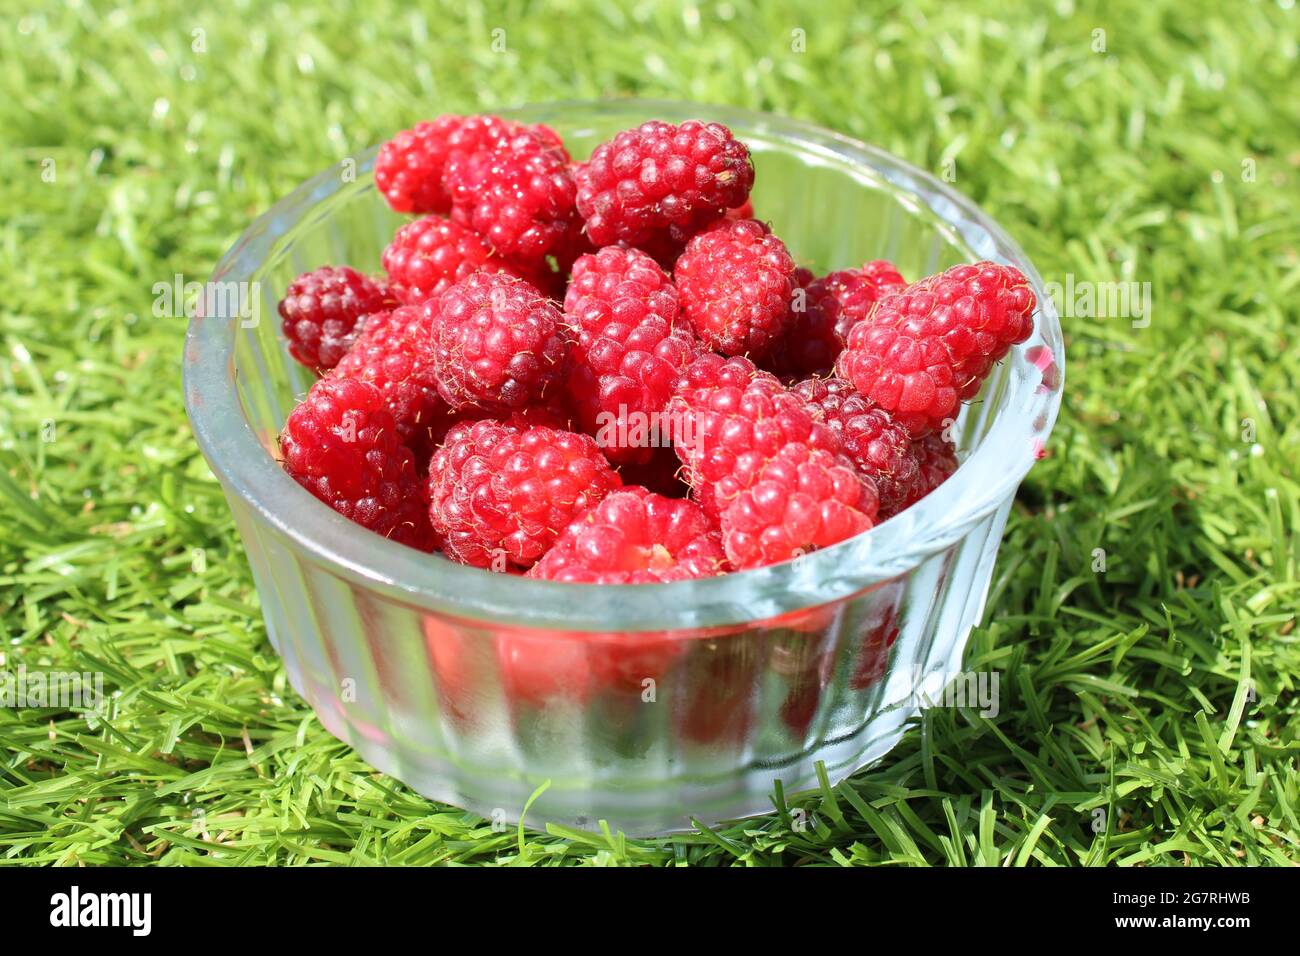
[184,100,1062,835]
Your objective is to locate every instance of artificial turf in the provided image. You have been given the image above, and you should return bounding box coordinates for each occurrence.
[1,0,1297,866]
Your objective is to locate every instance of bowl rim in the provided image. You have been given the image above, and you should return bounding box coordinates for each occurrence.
[183,98,1064,632]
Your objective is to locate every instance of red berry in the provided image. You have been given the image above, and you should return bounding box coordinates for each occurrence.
[374,116,465,215]
[725,199,755,221]
[762,267,825,377]
[381,215,545,306]
[667,354,778,516]
[495,632,596,706]
[893,432,959,515]
[374,114,562,215]
[277,266,394,371]
[428,272,568,412]
[771,631,836,737]
[792,376,919,517]
[835,262,1036,436]
[279,377,436,550]
[330,306,445,460]
[778,676,824,738]
[422,617,476,723]
[667,355,877,567]
[827,260,908,342]
[677,640,760,745]
[447,115,566,164]
[424,395,574,452]
[562,246,700,464]
[848,599,901,690]
[496,625,686,705]
[446,128,584,267]
[720,441,878,569]
[768,261,906,377]
[674,219,796,358]
[574,120,754,250]
[529,487,726,584]
[427,420,621,569]
[667,354,837,517]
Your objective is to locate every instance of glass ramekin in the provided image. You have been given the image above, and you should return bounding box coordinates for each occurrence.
[183,99,1063,835]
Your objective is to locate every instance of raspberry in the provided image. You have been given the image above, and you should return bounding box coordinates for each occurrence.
[428,272,568,412]
[792,376,919,516]
[822,260,909,343]
[725,199,755,221]
[277,266,394,371]
[422,618,476,722]
[424,395,574,452]
[447,114,566,162]
[374,115,465,215]
[849,597,901,690]
[763,267,826,377]
[374,114,562,215]
[381,215,546,306]
[279,377,436,550]
[770,627,836,736]
[665,353,878,564]
[494,633,597,706]
[677,641,760,744]
[769,261,906,378]
[667,354,796,516]
[493,629,685,705]
[427,420,621,569]
[892,432,959,515]
[674,219,796,358]
[574,120,754,251]
[667,354,877,567]
[720,441,878,569]
[835,262,1036,436]
[446,128,584,267]
[562,247,699,464]
[529,487,725,583]
[330,306,444,458]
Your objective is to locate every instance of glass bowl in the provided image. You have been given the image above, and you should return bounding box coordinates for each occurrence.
[183,99,1063,836]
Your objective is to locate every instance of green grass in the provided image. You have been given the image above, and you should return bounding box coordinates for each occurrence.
[1,0,1298,866]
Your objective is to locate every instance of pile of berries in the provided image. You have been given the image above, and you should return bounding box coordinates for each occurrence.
[277,114,1035,583]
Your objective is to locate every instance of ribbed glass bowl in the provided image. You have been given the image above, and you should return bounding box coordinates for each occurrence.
[183,100,1063,835]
